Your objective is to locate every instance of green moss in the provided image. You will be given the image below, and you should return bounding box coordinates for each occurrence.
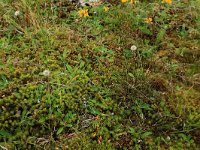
[0,0,200,149]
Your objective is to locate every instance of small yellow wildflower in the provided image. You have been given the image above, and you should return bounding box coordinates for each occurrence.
[121,0,128,3]
[79,9,89,17]
[104,6,109,12]
[162,0,172,4]
[130,0,134,4]
[145,17,153,24]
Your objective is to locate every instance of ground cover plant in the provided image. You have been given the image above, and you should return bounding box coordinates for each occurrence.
[0,0,200,149]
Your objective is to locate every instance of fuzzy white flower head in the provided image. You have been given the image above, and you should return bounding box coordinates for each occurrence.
[131,45,137,51]
[37,99,41,103]
[167,136,171,140]
[42,70,50,77]
[14,10,20,17]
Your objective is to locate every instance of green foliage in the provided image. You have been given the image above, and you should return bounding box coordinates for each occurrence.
[0,0,200,149]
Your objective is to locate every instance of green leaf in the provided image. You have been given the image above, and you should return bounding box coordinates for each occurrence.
[141,132,152,139]
[39,117,45,124]
[140,103,152,110]
[128,73,135,78]
[0,129,11,138]
[80,61,85,68]
[57,127,64,135]
[129,128,135,134]
[66,64,73,72]
[0,75,8,89]
[139,26,152,35]
[66,124,73,127]
[123,49,133,59]
[156,29,166,44]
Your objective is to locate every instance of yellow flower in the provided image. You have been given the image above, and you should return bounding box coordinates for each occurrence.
[162,0,172,4]
[130,0,134,4]
[121,0,128,3]
[79,9,89,17]
[145,17,153,24]
[104,6,109,12]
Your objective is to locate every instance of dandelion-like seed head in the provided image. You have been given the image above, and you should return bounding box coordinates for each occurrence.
[42,70,50,77]
[131,45,137,51]
[167,136,171,140]
[14,10,20,17]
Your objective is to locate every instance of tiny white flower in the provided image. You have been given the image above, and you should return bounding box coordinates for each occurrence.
[83,101,87,107]
[42,70,50,77]
[167,136,171,140]
[140,113,144,119]
[37,99,41,103]
[137,140,142,143]
[131,45,137,51]
[14,10,20,17]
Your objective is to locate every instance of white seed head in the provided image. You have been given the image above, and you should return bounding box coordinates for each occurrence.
[137,140,142,143]
[167,136,171,140]
[42,70,50,77]
[14,10,20,17]
[131,45,137,51]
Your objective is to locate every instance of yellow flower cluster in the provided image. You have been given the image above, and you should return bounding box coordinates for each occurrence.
[162,0,172,4]
[121,0,134,3]
[121,0,128,2]
[145,17,153,24]
[104,6,109,12]
[79,9,89,17]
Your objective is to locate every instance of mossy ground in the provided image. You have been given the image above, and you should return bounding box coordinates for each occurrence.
[0,0,200,149]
